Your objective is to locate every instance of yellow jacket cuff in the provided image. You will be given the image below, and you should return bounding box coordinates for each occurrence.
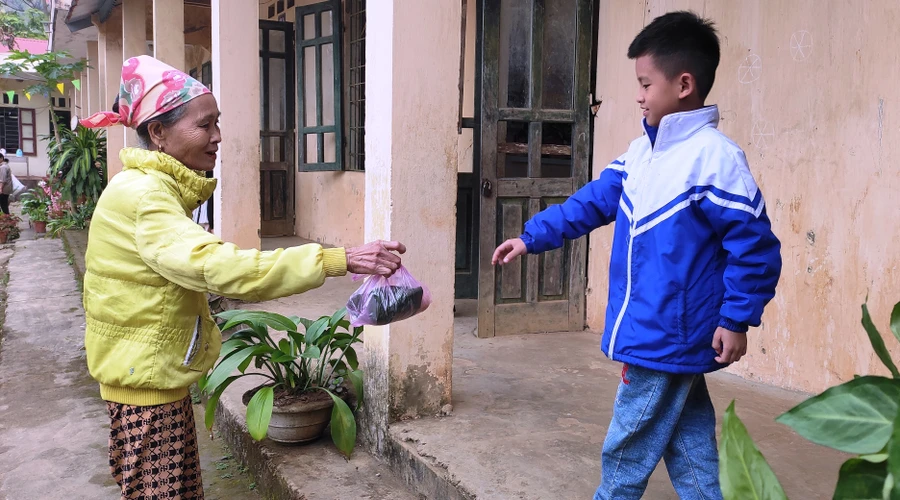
[322,247,348,277]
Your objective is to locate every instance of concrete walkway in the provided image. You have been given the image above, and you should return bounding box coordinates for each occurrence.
[0,237,119,499]
[239,269,849,500]
[59,230,418,500]
[0,231,262,499]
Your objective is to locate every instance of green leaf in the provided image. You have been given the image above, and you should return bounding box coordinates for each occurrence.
[300,345,321,360]
[220,338,250,357]
[270,351,296,363]
[293,316,313,329]
[287,330,306,347]
[344,347,359,371]
[219,310,296,333]
[860,454,889,464]
[304,318,329,345]
[238,354,254,373]
[204,375,239,430]
[348,369,364,412]
[330,308,348,327]
[205,345,262,394]
[891,302,900,346]
[832,458,888,500]
[719,401,787,500]
[278,338,292,356]
[888,407,900,499]
[324,389,357,458]
[776,376,900,454]
[246,386,275,441]
[862,303,900,378]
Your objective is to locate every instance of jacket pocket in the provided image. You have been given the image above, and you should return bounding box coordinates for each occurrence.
[183,317,202,369]
[675,288,689,344]
[184,315,222,373]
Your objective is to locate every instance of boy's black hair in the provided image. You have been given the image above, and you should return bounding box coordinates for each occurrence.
[627,11,720,99]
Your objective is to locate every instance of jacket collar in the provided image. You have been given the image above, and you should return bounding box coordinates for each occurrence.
[642,105,719,152]
[119,148,217,211]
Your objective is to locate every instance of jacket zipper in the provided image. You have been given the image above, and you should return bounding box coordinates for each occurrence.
[609,147,655,360]
[183,317,201,366]
[608,223,633,361]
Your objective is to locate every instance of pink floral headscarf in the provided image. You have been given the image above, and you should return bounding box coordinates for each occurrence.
[80,55,211,129]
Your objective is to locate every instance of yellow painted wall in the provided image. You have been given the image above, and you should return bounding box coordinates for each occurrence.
[588,0,900,393]
[258,0,365,246]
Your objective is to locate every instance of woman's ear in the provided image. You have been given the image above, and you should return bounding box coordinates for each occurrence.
[146,121,166,150]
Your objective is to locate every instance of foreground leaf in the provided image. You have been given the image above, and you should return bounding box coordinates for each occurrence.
[246,386,275,441]
[862,303,900,378]
[776,376,900,454]
[719,401,787,500]
[218,310,297,333]
[204,375,239,430]
[888,408,900,499]
[304,317,330,346]
[326,390,357,458]
[832,458,888,500]
[891,302,900,347]
[300,345,321,360]
[348,369,364,412]
[205,345,263,394]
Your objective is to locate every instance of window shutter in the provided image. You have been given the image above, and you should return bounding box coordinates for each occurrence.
[296,0,343,172]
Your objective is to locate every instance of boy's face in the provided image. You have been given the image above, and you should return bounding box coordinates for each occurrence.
[634,55,688,127]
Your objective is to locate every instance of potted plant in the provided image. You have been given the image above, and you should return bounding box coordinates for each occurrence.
[0,213,21,244]
[201,308,364,457]
[47,126,107,205]
[20,188,50,234]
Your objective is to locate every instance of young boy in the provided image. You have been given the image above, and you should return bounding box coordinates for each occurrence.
[492,11,782,499]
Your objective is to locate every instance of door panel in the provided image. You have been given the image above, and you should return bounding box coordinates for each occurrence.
[260,21,296,237]
[455,172,479,299]
[477,0,593,337]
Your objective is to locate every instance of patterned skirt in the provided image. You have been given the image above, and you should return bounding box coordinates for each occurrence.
[107,395,205,499]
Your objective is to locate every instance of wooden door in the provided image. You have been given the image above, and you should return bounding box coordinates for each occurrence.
[260,21,296,237]
[477,0,593,337]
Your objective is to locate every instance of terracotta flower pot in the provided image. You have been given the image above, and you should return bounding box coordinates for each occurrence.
[0,232,7,244]
[242,388,334,444]
[33,221,47,234]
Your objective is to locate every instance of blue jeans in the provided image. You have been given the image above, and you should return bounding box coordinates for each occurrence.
[593,364,722,500]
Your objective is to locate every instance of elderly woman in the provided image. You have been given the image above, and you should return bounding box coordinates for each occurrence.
[80,55,404,499]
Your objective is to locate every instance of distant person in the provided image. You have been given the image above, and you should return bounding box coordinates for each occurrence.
[79,55,406,499]
[492,12,782,499]
[0,153,12,214]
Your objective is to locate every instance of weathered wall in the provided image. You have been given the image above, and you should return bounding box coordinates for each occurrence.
[588,0,900,393]
[257,0,365,246]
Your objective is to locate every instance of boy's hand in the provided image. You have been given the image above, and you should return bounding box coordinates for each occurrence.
[492,238,527,266]
[712,327,747,364]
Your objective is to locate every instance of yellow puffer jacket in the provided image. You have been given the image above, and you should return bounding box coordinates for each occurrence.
[84,148,347,406]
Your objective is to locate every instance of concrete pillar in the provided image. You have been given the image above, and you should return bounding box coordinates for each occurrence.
[122,0,147,147]
[86,41,100,115]
[211,0,260,249]
[362,0,460,452]
[98,7,124,177]
[153,0,185,71]
[71,73,80,119]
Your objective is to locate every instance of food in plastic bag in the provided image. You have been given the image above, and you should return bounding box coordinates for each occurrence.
[346,266,432,326]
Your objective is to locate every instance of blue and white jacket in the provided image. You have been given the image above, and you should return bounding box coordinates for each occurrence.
[520,106,782,374]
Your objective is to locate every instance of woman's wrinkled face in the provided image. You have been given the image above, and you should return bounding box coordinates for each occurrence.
[150,94,221,171]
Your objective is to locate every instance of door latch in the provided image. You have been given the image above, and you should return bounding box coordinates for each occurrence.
[481,178,493,198]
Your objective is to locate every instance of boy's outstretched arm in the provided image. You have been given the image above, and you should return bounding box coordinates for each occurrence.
[493,157,626,265]
[701,151,783,363]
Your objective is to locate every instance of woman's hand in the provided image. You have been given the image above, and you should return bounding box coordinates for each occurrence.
[346,240,407,276]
